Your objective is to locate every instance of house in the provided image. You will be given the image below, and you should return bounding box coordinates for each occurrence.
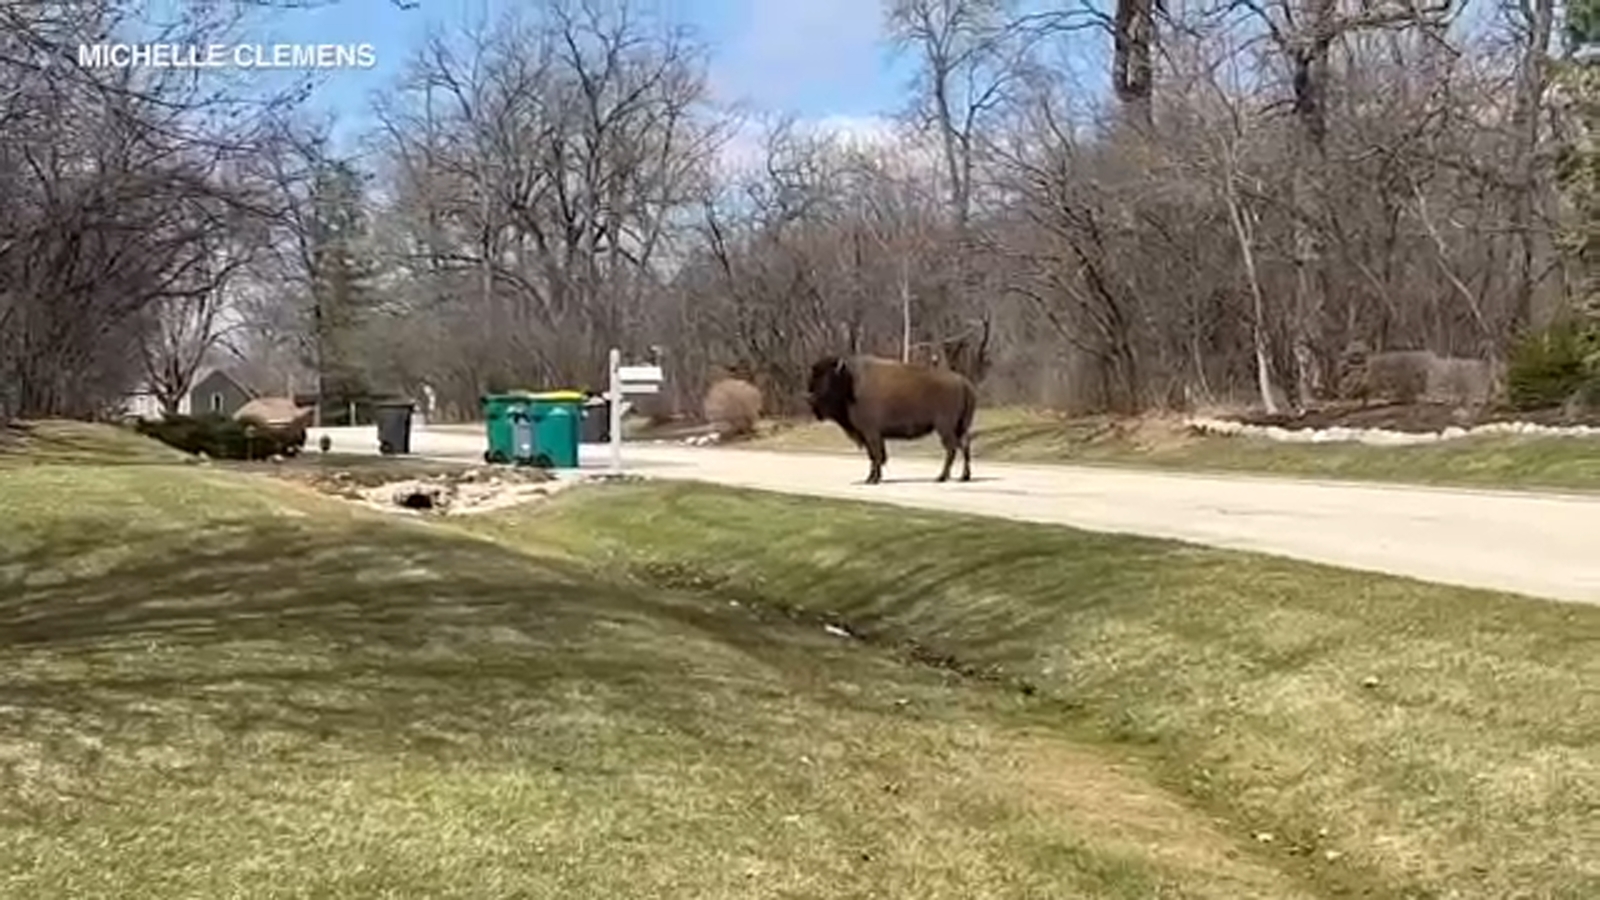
[120,389,166,420]
[118,386,190,421]
[188,368,257,418]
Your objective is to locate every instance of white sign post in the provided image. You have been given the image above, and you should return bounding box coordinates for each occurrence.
[606,347,664,473]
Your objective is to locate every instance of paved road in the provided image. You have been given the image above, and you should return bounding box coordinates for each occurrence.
[309,425,1600,606]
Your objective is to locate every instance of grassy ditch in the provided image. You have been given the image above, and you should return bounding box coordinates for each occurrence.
[2,436,1311,898]
[491,481,1600,900]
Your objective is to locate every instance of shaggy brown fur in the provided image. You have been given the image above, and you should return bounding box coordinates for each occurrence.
[807,355,978,485]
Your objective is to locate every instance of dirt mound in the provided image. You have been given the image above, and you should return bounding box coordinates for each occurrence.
[1106,413,1198,450]
[291,464,565,516]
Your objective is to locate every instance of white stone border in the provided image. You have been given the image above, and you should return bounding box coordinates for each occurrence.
[1186,416,1600,445]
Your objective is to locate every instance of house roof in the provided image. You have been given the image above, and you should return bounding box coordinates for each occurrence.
[190,366,260,398]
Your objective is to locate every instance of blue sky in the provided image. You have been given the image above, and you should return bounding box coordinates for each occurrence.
[237,0,918,148]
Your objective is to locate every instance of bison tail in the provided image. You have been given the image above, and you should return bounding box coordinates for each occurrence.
[957,383,977,439]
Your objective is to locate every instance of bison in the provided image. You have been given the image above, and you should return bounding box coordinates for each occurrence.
[806,354,978,485]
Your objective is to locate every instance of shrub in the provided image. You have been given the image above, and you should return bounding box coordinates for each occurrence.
[136,413,305,460]
[630,392,678,426]
[703,378,762,438]
[1359,350,1433,404]
[1505,320,1600,411]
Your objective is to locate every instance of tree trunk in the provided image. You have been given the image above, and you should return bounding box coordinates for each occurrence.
[1289,11,1334,410]
[1223,171,1281,415]
[1112,0,1156,130]
[900,258,912,363]
[1510,0,1557,332]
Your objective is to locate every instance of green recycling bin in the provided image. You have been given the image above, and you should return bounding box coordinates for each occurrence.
[481,392,540,465]
[528,390,585,468]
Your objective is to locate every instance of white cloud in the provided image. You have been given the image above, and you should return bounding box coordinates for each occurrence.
[715,113,906,176]
[809,114,900,146]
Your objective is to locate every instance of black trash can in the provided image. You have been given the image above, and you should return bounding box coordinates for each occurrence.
[580,396,610,443]
[375,400,416,455]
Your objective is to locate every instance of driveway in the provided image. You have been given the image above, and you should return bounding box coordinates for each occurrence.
[308,425,1600,605]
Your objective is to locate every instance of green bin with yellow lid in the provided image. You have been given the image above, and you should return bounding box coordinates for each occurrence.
[527,390,586,468]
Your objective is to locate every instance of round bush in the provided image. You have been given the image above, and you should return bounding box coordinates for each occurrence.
[703,378,763,438]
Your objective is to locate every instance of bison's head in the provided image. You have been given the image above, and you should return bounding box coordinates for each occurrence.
[807,355,854,422]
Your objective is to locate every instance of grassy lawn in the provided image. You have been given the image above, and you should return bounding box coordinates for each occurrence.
[0,423,503,486]
[494,482,1600,900]
[5,421,1596,898]
[0,420,188,466]
[228,451,522,487]
[736,407,1600,492]
[1,425,1312,899]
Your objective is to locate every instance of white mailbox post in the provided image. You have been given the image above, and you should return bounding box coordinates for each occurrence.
[607,347,664,473]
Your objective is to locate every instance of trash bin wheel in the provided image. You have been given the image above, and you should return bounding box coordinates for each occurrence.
[534,453,554,469]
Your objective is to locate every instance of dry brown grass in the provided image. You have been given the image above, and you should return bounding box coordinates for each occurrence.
[703,378,763,438]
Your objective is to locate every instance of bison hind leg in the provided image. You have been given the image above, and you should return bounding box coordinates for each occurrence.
[863,433,887,484]
[945,423,972,482]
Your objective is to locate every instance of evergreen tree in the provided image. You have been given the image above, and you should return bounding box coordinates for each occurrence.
[1559,0,1600,320]
[305,157,379,415]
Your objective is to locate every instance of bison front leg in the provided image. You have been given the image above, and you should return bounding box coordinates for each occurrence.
[864,433,887,484]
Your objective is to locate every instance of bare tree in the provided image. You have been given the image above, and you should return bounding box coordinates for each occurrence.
[0,0,310,420]
[67,0,1580,431]
[1196,46,1283,412]
[1505,0,1560,329]
[356,0,722,410]
[886,0,1027,373]
[1221,0,1452,406]
[1113,0,1159,128]
[136,238,248,416]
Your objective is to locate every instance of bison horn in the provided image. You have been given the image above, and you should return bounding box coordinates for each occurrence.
[834,357,848,373]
